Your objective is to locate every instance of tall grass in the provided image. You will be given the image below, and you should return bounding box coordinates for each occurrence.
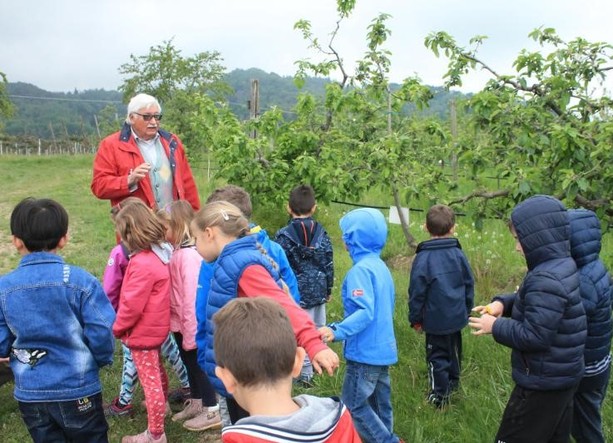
[0,155,611,442]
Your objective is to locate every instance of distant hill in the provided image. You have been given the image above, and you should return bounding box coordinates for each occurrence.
[1,69,468,139]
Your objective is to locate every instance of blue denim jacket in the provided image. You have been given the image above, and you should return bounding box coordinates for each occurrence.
[0,252,116,402]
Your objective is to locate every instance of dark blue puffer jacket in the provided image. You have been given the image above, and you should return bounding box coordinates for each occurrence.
[568,209,612,365]
[492,195,587,390]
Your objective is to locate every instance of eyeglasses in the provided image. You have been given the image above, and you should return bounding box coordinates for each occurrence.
[133,112,163,121]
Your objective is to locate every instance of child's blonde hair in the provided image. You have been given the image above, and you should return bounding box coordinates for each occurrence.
[192,201,250,238]
[115,199,167,252]
[167,200,195,248]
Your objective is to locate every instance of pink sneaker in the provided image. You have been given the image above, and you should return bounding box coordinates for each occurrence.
[121,430,167,443]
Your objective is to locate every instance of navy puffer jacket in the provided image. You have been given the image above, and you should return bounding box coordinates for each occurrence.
[492,195,587,390]
[568,209,612,365]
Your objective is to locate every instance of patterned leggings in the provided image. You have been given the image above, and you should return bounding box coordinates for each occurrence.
[131,348,168,436]
[118,333,188,405]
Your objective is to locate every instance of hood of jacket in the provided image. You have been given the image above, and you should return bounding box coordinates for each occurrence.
[152,242,173,264]
[339,208,387,262]
[568,209,602,268]
[511,195,571,270]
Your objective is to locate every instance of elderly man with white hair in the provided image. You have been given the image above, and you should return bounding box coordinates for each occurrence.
[91,93,200,211]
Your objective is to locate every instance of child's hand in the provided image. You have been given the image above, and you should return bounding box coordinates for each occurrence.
[412,323,423,334]
[311,348,340,376]
[319,326,335,343]
[472,301,504,317]
[468,314,497,335]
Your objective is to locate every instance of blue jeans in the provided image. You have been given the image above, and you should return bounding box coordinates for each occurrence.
[571,364,611,443]
[19,392,108,442]
[342,360,400,443]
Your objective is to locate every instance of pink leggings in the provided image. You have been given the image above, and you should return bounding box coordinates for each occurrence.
[131,348,169,436]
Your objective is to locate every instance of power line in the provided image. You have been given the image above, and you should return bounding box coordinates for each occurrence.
[8,94,123,104]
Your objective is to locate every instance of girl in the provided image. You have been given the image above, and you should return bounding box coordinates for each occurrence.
[112,199,172,443]
[191,200,340,423]
[104,198,191,418]
[160,200,221,431]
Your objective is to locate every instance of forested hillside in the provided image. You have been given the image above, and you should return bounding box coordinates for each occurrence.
[1,68,466,139]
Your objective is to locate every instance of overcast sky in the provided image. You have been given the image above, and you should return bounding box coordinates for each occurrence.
[1,0,612,94]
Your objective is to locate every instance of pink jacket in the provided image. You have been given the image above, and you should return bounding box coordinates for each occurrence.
[112,247,171,349]
[169,246,202,350]
[102,243,129,311]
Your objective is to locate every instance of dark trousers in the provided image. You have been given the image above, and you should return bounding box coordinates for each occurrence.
[174,332,217,407]
[495,384,576,443]
[571,364,611,443]
[226,396,249,424]
[18,392,108,443]
[426,331,462,398]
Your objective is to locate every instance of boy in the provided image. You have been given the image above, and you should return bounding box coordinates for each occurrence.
[408,204,474,408]
[0,197,116,442]
[469,195,587,442]
[319,208,401,443]
[214,297,360,442]
[568,209,612,443]
[275,184,334,384]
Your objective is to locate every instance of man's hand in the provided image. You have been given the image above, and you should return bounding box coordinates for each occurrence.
[311,348,340,376]
[127,162,151,187]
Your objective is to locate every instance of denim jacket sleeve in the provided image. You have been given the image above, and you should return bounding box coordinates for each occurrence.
[82,277,116,367]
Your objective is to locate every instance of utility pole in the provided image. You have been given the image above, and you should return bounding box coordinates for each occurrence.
[450,99,458,183]
[248,79,259,139]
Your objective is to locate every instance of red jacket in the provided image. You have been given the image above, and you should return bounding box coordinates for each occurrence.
[91,123,200,210]
[113,248,171,349]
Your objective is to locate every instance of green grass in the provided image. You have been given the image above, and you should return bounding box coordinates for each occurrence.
[0,154,612,442]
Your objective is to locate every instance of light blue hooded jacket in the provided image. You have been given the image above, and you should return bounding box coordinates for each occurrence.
[331,208,398,365]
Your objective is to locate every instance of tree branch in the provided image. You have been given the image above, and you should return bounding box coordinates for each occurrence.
[447,189,510,206]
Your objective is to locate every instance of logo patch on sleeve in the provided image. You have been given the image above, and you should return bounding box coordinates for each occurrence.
[107,257,115,267]
[352,289,364,297]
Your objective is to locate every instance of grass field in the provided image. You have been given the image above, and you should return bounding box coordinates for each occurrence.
[0,154,611,442]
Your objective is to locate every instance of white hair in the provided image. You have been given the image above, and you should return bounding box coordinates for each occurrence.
[125,93,162,123]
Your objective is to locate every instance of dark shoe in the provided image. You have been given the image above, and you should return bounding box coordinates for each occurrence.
[293,376,314,389]
[168,387,191,404]
[105,397,135,417]
[426,392,448,409]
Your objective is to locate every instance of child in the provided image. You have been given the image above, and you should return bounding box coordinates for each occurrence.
[103,198,191,418]
[408,204,474,407]
[194,184,302,425]
[0,197,115,442]
[204,184,300,302]
[191,201,339,424]
[275,184,334,384]
[568,209,612,443]
[319,208,401,443]
[163,200,221,431]
[214,297,361,442]
[112,199,173,443]
[469,195,587,442]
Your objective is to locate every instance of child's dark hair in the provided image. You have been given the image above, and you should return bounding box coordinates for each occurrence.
[426,204,455,236]
[10,197,68,252]
[206,185,252,218]
[114,199,166,252]
[213,297,297,387]
[288,184,316,216]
